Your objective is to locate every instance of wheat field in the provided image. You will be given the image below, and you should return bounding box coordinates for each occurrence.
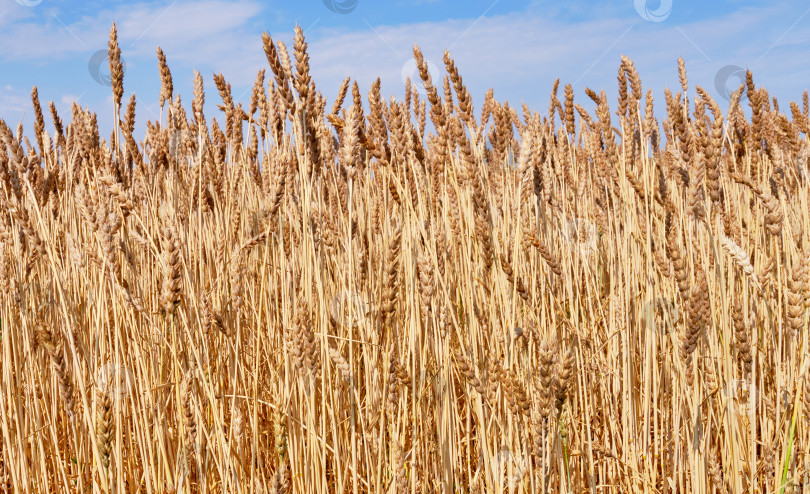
[1,22,809,493]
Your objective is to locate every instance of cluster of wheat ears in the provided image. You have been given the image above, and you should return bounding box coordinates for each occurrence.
[1,22,810,493]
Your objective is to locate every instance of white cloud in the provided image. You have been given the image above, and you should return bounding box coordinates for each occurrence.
[302,2,810,116]
[0,85,30,125]
[2,0,808,135]
[0,1,264,69]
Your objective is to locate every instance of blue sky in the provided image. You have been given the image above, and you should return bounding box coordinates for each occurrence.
[0,0,808,137]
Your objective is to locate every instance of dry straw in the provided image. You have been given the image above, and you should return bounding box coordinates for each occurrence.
[1,23,808,494]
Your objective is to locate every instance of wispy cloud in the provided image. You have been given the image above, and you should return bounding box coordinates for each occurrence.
[0,85,30,121]
[304,1,810,112]
[0,0,808,135]
[0,1,263,65]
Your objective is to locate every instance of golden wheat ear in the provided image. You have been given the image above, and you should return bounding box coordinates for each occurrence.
[4,23,806,492]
